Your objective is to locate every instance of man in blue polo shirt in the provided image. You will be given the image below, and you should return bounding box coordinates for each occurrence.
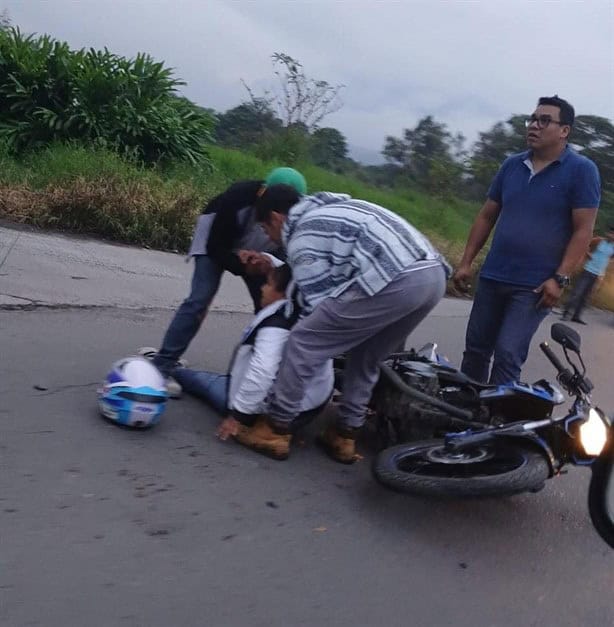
[453,95,601,384]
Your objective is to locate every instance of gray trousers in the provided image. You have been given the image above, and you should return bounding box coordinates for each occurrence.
[268,263,447,429]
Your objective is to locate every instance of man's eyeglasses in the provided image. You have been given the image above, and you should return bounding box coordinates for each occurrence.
[525,114,566,129]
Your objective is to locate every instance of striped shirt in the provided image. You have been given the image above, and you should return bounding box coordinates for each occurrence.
[282,192,450,312]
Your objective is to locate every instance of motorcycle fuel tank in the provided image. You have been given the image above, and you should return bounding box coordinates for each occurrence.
[479,380,565,420]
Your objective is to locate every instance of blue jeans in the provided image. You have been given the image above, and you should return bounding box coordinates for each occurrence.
[461,278,551,385]
[172,367,228,414]
[173,367,326,431]
[153,255,265,376]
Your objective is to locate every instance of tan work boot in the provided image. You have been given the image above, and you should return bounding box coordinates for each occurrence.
[234,418,291,461]
[316,423,360,464]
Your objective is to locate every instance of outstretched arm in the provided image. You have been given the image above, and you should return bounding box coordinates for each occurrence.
[452,198,501,290]
[207,206,245,276]
[535,207,597,308]
[205,180,263,275]
[557,208,598,277]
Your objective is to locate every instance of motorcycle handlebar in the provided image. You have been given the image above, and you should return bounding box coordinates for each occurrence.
[540,341,582,394]
[540,342,567,375]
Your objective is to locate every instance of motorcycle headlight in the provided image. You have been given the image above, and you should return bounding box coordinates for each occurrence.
[579,408,609,457]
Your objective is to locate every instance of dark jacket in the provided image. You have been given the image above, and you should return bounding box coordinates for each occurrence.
[203,180,281,276]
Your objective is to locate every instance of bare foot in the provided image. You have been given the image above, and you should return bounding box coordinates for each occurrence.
[216,417,240,441]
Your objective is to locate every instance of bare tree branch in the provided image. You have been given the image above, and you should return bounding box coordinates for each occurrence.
[243,52,344,131]
[0,9,11,30]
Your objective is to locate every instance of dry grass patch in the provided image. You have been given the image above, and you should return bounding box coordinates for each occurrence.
[0,178,201,251]
[591,268,614,311]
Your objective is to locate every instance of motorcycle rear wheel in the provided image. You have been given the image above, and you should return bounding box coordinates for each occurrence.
[373,439,549,498]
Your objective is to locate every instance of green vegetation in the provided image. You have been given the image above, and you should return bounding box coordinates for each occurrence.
[0,142,200,250]
[0,28,214,165]
[0,141,475,261]
[0,26,611,307]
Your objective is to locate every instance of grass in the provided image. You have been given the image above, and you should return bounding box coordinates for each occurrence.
[1,141,612,309]
[193,146,476,262]
[0,143,206,250]
[0,142,476,256]
[591,271,614,310]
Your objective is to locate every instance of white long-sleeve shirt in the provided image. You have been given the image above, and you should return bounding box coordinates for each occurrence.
[228,300,333,418]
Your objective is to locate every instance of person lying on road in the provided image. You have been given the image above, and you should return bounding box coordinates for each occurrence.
[170,264,334,440]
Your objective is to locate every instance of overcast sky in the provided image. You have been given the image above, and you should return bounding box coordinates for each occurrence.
[4,0,614,163]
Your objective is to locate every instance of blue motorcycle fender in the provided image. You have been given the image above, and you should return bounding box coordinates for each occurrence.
[488,431,557,477]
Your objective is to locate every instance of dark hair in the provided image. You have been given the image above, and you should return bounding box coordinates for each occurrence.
[538,95,575,126]
[269,264,292,293]
[255,184,300,223]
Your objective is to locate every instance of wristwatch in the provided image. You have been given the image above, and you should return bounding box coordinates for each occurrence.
[553,273,570,288]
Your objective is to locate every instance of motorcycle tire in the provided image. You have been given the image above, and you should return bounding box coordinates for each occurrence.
[587,442,614,549]
[372,439,550,498]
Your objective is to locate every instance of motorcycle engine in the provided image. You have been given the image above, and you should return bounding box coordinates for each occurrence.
[368,359,458,447]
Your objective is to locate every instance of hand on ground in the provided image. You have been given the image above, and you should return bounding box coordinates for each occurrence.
[216,417,240,441]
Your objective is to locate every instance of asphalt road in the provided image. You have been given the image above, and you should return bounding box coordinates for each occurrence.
[1,224,613,627]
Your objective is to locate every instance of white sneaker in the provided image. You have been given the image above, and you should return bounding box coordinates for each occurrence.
[137,347,188,368]
[165,376,182,399]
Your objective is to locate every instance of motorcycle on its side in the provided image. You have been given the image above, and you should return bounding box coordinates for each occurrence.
[369,323,612,499]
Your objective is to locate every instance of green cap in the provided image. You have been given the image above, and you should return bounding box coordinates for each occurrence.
[264,167,307,195]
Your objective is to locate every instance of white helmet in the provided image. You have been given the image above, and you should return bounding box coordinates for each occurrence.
[97,357,168,428]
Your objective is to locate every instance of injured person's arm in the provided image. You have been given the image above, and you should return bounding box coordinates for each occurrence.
[215,416,240,441]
